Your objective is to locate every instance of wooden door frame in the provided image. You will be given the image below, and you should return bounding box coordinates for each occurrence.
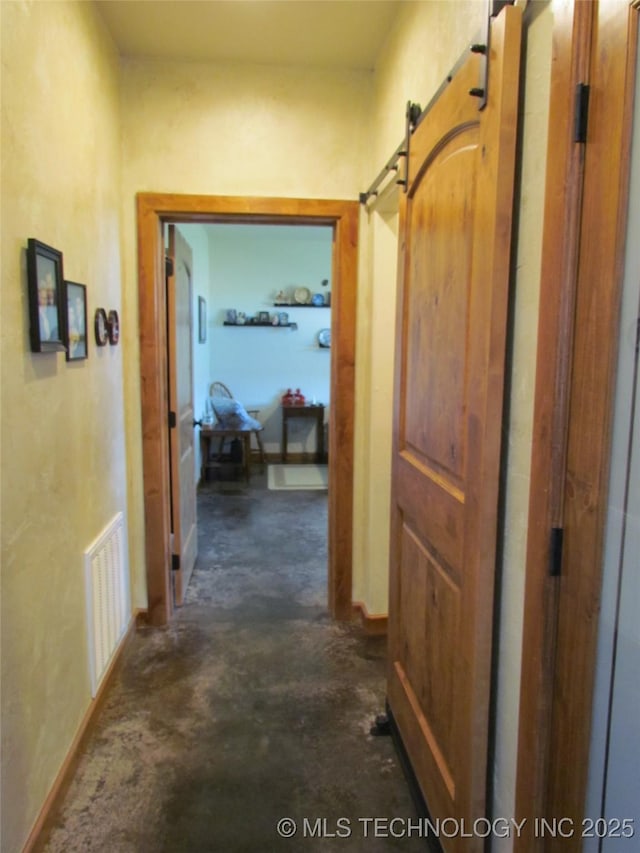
[515,0,638,842]
[137,193,359,625]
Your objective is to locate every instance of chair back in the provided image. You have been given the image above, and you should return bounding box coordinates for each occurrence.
[210,381,233,400]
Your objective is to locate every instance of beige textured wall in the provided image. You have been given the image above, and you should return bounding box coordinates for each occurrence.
[119,59,373,608]
[492,4,553,840]
[352,1,484,613]
[351,187,399,613]
[0,3,124,851]
[370,1,486,164]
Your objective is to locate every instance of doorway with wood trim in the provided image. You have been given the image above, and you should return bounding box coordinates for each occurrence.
[137,194,358,627]
[515,1,639,845]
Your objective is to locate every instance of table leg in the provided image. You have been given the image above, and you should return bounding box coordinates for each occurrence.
[282,415,288,463]
[317,412,324,463]
[200,433,211,482]
[254,430,265,465]
[243,434,251,482]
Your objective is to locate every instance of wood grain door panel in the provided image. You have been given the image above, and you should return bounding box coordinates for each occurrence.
[387,8,522,849]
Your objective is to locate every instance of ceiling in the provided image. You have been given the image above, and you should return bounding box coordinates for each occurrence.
[94,0,402,71]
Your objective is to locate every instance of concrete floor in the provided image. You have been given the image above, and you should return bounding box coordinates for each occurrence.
[40,471,427,852]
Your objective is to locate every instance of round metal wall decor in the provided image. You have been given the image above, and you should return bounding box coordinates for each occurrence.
[94,308,108,346]
[107,310,120,345]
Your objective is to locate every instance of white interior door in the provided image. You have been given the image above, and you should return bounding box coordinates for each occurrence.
[167,224,198,605]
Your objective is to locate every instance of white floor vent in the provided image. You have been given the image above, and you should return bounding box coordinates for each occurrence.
[84,512,130,697]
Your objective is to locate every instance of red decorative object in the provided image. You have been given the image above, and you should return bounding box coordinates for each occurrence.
[293,388,305,405]
[282,388,294,405]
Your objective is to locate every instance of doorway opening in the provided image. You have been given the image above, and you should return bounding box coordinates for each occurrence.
[184,221,334,475]
[170,220,334,608]
[137,193,359,626]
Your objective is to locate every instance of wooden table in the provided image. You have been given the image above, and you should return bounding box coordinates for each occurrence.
[281,404,325,463]
[200,426,253,482]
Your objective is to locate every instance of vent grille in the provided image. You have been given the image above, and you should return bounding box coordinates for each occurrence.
[84,512,130,697]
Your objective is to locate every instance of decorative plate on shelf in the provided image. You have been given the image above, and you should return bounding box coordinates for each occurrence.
[294,286,311,304]
[318,328,331,348]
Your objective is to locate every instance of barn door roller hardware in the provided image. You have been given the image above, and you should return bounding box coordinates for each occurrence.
[359,0,514,205]
[358,141,405,206]
[469,0,514,105]
[357,101,422,205]
[469,0,512,108]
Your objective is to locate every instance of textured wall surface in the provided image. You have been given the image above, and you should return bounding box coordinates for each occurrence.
[118,58,372,608]
[351,1,484,615]
[0,3,125,851]
[491,4,553,844]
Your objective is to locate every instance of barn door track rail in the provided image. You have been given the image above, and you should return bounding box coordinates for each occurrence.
[359,0,513,206]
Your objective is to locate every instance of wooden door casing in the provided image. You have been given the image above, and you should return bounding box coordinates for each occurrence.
[516,2,639,847]
[137,195,358,625]
[387,7,522,847]
[167,225,197,605]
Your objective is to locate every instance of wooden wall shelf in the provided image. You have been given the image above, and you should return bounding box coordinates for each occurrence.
[223,322,297,328]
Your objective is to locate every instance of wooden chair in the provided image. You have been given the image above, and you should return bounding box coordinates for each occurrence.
[209,381,265,464]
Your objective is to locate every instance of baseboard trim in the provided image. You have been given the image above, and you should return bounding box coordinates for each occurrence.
[352,601,388,635]
[22,608,147,853]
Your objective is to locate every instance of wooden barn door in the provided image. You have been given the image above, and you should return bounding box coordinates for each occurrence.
[387,7,522,849]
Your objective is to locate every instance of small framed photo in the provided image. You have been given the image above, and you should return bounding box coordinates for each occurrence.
[198,296,207,343]
[27,238,66,353]
[63,281,88,361]
[258,310,270,325]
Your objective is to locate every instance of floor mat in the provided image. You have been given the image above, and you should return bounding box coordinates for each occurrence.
[267,463,328,490]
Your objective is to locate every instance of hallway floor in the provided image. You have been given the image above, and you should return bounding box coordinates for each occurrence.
[40,472,427,852]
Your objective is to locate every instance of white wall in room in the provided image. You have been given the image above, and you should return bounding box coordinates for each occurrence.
[207,224,333,455]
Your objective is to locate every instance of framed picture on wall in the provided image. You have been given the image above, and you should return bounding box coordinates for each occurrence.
[198,296,206,343]
[27,238,66,353]
[63,281,88,361]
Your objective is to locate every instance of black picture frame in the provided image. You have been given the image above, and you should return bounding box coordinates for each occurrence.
[198,296,207,343]
[63,281,88,361]
[27,238,66,353]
